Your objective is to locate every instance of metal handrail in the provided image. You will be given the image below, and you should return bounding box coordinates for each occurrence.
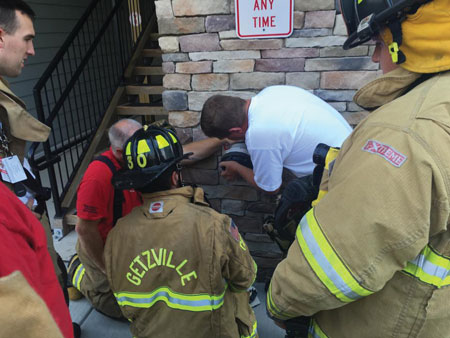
[29,0,155,217]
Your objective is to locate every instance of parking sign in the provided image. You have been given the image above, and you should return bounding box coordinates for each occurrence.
[235,0,294,39]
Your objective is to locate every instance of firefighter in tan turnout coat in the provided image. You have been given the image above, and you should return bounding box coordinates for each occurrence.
[267,0,450,337]
[104,126,258,338]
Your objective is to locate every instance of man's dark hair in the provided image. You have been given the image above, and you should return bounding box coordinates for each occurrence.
[0,0,35,33]
[201,95,247,139]
[139,165,178,194]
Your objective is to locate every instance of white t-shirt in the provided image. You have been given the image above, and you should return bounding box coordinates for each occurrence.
[245,85,352,192]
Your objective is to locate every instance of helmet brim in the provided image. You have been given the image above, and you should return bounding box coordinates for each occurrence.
[112,152,192,190]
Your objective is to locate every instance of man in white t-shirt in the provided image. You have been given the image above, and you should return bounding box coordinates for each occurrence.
[201,85,352,193]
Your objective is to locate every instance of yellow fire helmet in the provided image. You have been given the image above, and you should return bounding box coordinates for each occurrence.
[380,0,450,73]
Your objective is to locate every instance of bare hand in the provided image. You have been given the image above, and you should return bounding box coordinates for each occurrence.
[219,161,241,181]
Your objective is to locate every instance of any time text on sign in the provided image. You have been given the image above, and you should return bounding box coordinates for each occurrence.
[235,0,294,39]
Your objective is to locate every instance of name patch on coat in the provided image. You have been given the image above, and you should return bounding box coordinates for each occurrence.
[362,140,407,167]
[150,201,164,213]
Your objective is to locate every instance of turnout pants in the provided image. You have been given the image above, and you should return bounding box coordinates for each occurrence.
[73,240,122,318]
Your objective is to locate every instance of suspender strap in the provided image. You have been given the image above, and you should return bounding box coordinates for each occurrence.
[93,155,124,226]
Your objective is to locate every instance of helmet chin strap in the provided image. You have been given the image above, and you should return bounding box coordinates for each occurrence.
[176,163,185,187]
[386,20,406,64]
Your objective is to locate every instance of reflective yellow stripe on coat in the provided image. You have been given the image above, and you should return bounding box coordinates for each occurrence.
[241,321,258,338]
[114,286,226,312]
[403,245,450,288]
[266,283,298,320]
[296,209,374,303]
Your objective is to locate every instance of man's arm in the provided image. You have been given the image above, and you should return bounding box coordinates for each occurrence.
[181,138,226,165]
[220,160,280,194]
[75,218,105,273]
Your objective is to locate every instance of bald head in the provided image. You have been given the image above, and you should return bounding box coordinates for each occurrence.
[108,119,142,159]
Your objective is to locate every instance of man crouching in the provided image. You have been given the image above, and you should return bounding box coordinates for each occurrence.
[105,125,258,338]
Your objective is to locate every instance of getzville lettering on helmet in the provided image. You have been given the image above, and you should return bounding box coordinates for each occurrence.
[126,248,198,287]
[362,139,407,167]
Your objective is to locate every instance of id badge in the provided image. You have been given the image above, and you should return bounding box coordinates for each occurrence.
[1,155,27,183]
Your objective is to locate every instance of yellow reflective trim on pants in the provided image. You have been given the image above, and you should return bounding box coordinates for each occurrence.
[266,282,297,320]
[114,285,226,312]
[241,321,258,338]
[308,319,328,338]
[72,263,85,291]
[297,209,373,303]
[403,245,450,288]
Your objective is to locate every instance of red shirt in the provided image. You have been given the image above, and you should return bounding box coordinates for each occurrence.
[0,182,73,338]
[76,148,142,242]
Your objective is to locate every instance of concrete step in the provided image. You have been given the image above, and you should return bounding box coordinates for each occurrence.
[125,85,164,96]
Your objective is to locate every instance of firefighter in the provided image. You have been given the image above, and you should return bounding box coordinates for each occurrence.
[267,0,450,337]
[0,1,76,336]
[104,125,258,338]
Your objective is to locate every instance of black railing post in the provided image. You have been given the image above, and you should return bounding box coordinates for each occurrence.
[33,88,63,217]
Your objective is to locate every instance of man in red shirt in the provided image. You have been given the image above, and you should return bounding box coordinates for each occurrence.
[70,118,143,318]
[0,182,73,338]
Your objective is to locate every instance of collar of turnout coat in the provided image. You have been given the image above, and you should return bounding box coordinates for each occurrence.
[141,186,209,217]
[354,68,422,110]
[0,78,50,142]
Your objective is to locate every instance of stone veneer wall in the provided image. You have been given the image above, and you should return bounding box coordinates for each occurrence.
[155,0,379,281]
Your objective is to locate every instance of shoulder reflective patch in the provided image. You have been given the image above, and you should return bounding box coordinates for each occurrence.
[362,140,407,167]
[229,220,240,242]
[149,201,164,213]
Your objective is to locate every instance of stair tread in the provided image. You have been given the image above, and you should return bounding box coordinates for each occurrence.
[116,104,167,116]
[143,48,162,57]
[134,66,164,75]
[126,85,164,95]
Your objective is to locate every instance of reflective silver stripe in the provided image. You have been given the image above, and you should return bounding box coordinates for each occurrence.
[114,286,226,312]
[301,219,362,301]
[403,245,450,287]
[72,263,85,290]
[297,210,373,303]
